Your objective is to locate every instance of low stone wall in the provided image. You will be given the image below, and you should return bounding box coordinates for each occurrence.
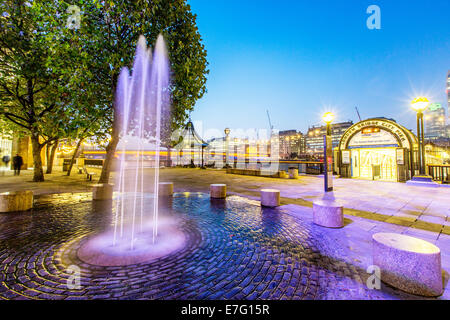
[226,168,282,178]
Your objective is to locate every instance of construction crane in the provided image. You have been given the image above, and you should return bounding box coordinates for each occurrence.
[266,109,274,134]
[355,106,362,121]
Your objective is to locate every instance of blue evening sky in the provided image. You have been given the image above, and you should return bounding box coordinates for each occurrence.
[187,0,450,136]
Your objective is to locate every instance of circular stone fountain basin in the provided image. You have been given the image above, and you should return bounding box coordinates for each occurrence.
[77,219,185,267]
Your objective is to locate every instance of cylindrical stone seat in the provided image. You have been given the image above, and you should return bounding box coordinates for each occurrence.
[372,233,443,297]
[0,191,33,212]
[159,182,174,197]
[92,183,114,200]
[312,200,343,228]
[288,168,299,179]
[260,189,280,207]
[278,171,289,179]
[210,184,226,199]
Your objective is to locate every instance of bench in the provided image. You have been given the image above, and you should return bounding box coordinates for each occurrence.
[260,189,280,207]
[159,182,174,197]
[0,191,33,212]
[312,200,344,228]
[210,184,226,199]
[83,166,96,181]
[372,233,443,296]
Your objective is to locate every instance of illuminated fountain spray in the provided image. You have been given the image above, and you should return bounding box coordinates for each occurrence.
[77,35,185,267]
[113,35,170,249]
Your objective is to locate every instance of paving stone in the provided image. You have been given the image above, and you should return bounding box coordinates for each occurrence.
[0,192,436,300]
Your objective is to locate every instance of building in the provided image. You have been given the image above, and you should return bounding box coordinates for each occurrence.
[447,70,450,123]
[337,118,419,182]
[278,130,305,159]
[424,103,446,141]
[305,121,353,158]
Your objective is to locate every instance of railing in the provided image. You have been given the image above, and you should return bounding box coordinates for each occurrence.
[428,165,450,184]
[84,159,104,167]
[225,160,325,175]
[278,160,325,175]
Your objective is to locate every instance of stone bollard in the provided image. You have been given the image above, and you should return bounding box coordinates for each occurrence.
[260,189,280,207]
[0,191,33,212]
[278,171,289,179]
[312,200,344,228]
[159,182,174,197]
[210,184,226,199]
[92,184,114,200]
[288,168,299,179]
[372,233,443,297]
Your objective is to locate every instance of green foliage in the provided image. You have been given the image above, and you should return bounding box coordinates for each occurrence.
[74,0,209,131]
[0,0,209,181]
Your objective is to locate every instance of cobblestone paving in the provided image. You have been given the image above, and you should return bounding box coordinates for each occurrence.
[0,192,419,300]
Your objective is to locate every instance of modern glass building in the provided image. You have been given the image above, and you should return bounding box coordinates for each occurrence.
[447,70,450,124]
[425,103,446,141]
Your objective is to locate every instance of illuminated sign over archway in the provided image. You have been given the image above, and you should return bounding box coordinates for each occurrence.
[339,118,417,150]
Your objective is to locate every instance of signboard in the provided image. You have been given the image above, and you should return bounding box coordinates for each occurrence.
[396,148,404,165]
[348,129,398,148]
[428,103,442,112]
[342,150,351,164]
[339,119,412,150]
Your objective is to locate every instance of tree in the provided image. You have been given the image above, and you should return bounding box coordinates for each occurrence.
[74,0,209,184]
[0,1,58,181]
[0,1,89,181]
[0,1,113,180]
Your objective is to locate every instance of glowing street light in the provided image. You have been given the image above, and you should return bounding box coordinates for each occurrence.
[322,112,334,124]
[411,97,429,177]
[411,96,429,112]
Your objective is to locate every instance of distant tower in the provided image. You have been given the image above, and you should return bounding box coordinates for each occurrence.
[447,70,450,123]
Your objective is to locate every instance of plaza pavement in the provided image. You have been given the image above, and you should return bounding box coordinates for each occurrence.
[0,167,449,299]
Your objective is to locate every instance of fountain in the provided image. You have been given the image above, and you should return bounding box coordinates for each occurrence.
[77,35,186,266]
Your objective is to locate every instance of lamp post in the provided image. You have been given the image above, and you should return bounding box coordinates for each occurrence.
[224,128,230,168]
[322,112,334,192]
[201,143,207,169]
[411,97,429,176]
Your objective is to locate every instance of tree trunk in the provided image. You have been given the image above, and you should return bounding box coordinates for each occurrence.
[46,139,59,174]
[98,74,119,184]
[166,145,172,167]
[30,134,44,182]
[67,138,83,176]
[46,144,50,171]
[98,133,119,184]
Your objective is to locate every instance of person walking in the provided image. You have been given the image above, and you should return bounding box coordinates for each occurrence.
[2,154,10,168]
[12,153,23,176]
[1,154,10,175]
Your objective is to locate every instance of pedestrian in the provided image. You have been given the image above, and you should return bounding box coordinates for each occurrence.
[1,154,10,176]
[2,154,10,168]
[13,153,23,176]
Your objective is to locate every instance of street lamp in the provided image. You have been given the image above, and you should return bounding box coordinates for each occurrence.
[411,97,429,176]
[224,128,230,168]
[322,112,334,192]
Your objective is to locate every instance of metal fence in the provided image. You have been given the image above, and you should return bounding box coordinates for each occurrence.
[428,165,450,184]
